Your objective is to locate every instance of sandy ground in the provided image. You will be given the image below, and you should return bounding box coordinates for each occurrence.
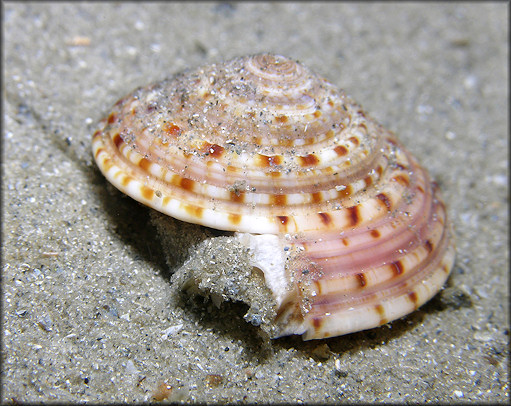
[2,2,508,403]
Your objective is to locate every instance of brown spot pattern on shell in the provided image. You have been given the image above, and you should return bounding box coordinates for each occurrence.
[92,54,455,340]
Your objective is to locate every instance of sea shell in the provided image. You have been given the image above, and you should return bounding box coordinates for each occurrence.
[92,54,455,340]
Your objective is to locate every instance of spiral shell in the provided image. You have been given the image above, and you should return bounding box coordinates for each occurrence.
[92,54,455,340]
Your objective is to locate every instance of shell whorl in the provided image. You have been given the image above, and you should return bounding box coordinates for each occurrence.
[92,54,455,339]
[93,54,384,234]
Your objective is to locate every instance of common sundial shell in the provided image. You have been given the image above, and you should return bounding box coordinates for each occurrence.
[92,54,455,340]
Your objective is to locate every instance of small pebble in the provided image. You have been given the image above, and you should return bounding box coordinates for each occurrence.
[453,390,464,398]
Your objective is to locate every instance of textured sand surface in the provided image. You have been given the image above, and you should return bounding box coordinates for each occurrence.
[3,2,508,403]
